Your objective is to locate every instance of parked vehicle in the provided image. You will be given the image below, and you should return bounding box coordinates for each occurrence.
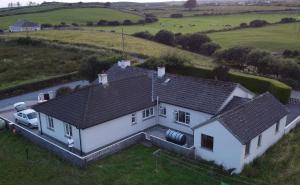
[13,102,27,112]
[13,109,38,128]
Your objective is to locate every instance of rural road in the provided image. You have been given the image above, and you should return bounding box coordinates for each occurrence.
[0,80,89,110]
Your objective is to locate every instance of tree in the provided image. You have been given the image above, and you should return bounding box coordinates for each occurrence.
[154,30,175,46]
[186,33,211,52]
[132,31,154,40]
[199,42,220,56]
[249,20,269,28]
[212,65,230,81]
[184,0,197,11]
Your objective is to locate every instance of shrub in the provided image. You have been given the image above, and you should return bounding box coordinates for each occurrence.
[283,49,299,58]
[185,33,211,52]
[41,23,53,28]
[161,52,189,68]
[218,46,252,69]
[132,31,154,40]
[140,57,166,70]
[97,19,107,26]
[200,42,221,56]
[280,17,297,23]
[154,30,175,46]
[71,23,79,27]
[107,21,121,26]
[123,19,133,25]
[175,33,189,49]
[212,65,230,81]
[56,86,73,97]
[0,30,3,34]
[249,19,269,27]
[170,14,183,18]
[86,21,94,26]
[137,19,146,25]
[15,37,42,46]
[240,22,248,28]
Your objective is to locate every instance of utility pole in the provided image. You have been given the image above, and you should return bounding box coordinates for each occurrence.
[121,28,125,59]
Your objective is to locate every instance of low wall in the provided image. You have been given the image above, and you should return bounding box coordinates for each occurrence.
[148,135,195,158]
[285,116,300,134]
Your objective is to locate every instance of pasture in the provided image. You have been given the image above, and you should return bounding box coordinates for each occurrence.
[3,30,214,68]
[209,23,300,52]
[90,12,300,34]
[0,8,142,29]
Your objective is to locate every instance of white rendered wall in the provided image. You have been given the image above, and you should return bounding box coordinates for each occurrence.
[158,103,212,135]
[194,120,244,173]
[38,113,81,150]
[81,106,156,153]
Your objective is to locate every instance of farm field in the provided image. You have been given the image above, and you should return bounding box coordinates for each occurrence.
[89,12,300,34]
[0,8,142,29]
[1,125,300,185]
[2,30,214,68]
[209,23,300,52]
[0,41,108,90]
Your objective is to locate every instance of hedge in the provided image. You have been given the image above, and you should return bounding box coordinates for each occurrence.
[0,72,79,100]
[166,66,291,104]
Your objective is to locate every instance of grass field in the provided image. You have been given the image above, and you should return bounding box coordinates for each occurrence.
[2,30,213,68]
[0,41,111,89]
[209,23,300,52]
[0,130,255,185]
[89,12,300,34]
[1,125,300,185]
[0,8,142,29]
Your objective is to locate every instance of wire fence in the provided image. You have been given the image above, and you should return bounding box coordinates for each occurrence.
[153,149,267,185]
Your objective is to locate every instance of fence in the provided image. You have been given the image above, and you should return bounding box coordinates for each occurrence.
[289,98,300,105]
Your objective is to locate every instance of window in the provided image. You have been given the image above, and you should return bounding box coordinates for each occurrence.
[257,135,262,148]
[64,123,72,137]
[159,106,166,116]
[245,141,251,157]
[131,113,137,125]
[47,116,54,130]
[142,107,154,120]
[201,134,214,151]
[275,122,280,133]
[175,110,190,124]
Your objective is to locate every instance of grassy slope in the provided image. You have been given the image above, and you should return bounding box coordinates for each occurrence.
[0,42,102,89]
[0,131,251,185]
[3,30,213,68]
[0,8,142,29]
[209,23,300,52]
[89,13,300,34]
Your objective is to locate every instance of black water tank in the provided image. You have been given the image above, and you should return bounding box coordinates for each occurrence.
[165,129,186,145]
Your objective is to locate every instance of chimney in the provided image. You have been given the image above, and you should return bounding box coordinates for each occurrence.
[98,73,108,86]
[118,60,131,69]
[157,66,165,78]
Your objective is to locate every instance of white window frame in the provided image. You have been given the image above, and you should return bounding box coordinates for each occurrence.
[64,123,73,138]
[159,105,166,117]
[142,107,154,120]
[131,113,137,125]
[174,110,190,125]
[47,116,54,130]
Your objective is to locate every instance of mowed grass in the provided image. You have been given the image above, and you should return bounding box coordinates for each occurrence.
[0,8,142,29]
[209,23,300,52]
[0,131,251,185]
[3,30,213,68]
[90,12,300,34]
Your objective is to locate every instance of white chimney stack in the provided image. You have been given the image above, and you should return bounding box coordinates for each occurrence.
[118,60,131,69]
[98,73,108,86]
[157,66,166,78]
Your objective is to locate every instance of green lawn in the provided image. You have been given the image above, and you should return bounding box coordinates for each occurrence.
[88,12,300,34]
[0,8,142,29]
[209,23,300,52]
[0,130,254,185]
[2,30,214,68]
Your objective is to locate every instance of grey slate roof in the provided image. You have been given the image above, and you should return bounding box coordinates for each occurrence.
[217,96,251,115]
[34,75,154,129]
[217,92,288,144]
[11,20,39,27]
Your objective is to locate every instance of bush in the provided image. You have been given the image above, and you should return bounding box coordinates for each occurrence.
[249,19,269,28]
[56,86,73,97]
[283,49,299,58]
[218,46,252,69]
[41,23,53,28]
[212,65,230,81]
[86,21,94,26]
[170,14,183,18]
[132,31,154,40]
[123,19,133,25]
[154,30,175,46]
[185,33,211,52]
[0,30,3,34]
[137,19,146,25]
[97,19,107,26]
[200,42,221,56]
[15,37,42,46]
[140,57,166,70]
[280,17,297,23]
[240,22,248,28]
[71,23,79,27]
[161,52,189,68]
[107,21,121,26]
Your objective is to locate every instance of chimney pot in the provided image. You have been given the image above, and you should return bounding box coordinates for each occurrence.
[98,73,108,86]
[118,60,131,69]
[157,66,166,78]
